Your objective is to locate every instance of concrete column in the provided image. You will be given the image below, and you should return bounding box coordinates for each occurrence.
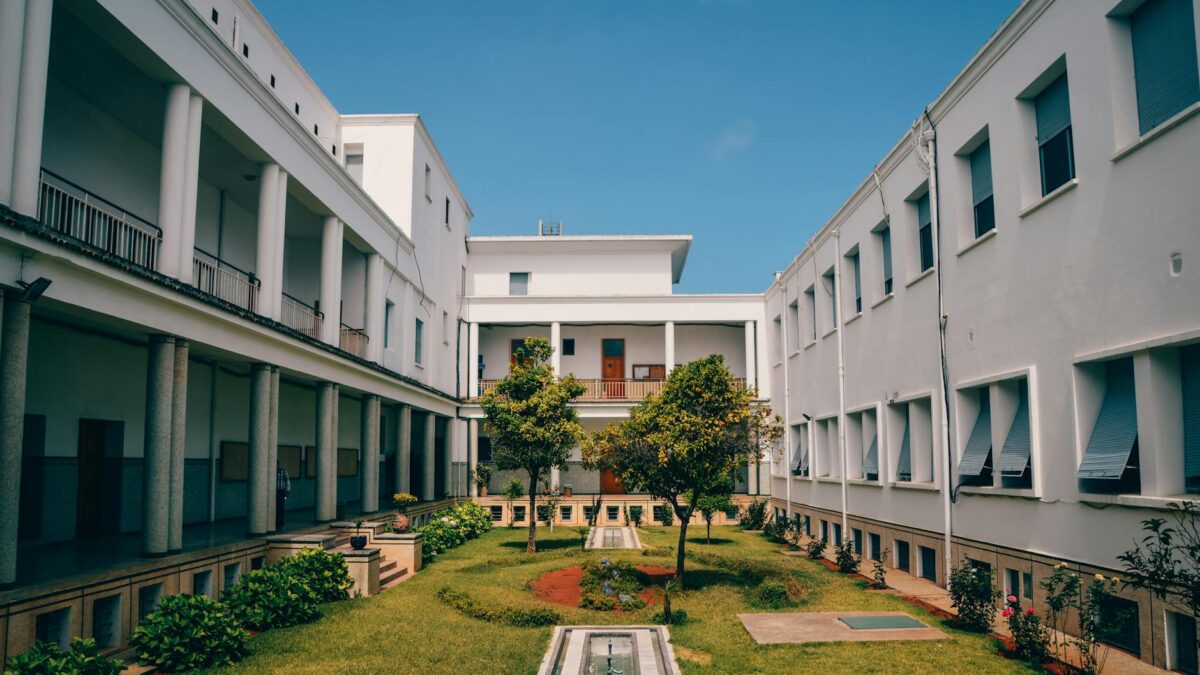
[550,322,561,376]
[396,405,411,494]
[0,0,27,207]
[254,163,280,319]
[748,456,759,495]
[664,321,675,375]
[360,395,380,512]
[267,366,279,530]
[467,322,480,397]
[155,84,191,278]
[315,382,336,521]
[468,419,479,497]
[9,0,53,216]
[247,363,272,535]
[550,466,560,491]
[271,170,288,319]
[422,413,436,501]
[318,217,343,345]
[167,339,188,552]
[177,94,203,284]
[744,320,757,394]
[143,335,175,556]
[0,294,31,585]
[365,253,384,361]
[1136,349,1185,496]
[443,417,456,497]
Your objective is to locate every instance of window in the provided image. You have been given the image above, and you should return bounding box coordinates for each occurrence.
[822,268,837,329]
[509,272,529,296]
[91,595,121,647]
[878,224,894,294]
[444,197,451,225]
[560,506,572,521]
[833,522,843,546]
[1005,568,1021,600]
[819,519,828,542]
[345,153,364,184]
[270,74,275,88]
[773,315,783,362]
[791,423,809,477]
[896,540,911,572]
[802,514,811,535]
[606,505,619,521]
[1184,344,1200,493]
[192,570,213,598]
[848,251,862,314]
[35,608,70,650]
[414,319,424,365]
[804,286,817,342]
[653,505,670,522]
[294,102,300,114]
[442,310,449,345]
[490,506,503,522]
[1078,358,1139,492]
[514,505,526,522]
[969,140,995,237]
[896,404,912,481]
[1170,611,1198,673]
[919,546,937,582]
[313,124,319,136]
[138,584,163,621]
[1131,0,1200,135]
[1098,595,1140,655]
[211,8,219,23]
[424,164,432,200]
[561,338,575,356]
[957,388,993,485]
[1035,73,1075,195]
[1022,572,1033,600]
[787,300,800,352]
[852,528,863,554]
[583,505,595,523]
[916,192,934,272]
[869,533,882,561]
[384,301,393,349]
[862,410,879,481]
[242,43,249,58]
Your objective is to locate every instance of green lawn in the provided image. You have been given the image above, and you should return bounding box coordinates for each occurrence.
[204,526,1034,674]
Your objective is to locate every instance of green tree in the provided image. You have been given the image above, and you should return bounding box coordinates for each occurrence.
[583,355,782,586]
[500,478,525,529]
[481,337,585,552]
[695,479,735,544]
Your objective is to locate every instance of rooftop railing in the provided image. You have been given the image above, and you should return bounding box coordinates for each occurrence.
[475,378,749,402]
[36,169,161,271]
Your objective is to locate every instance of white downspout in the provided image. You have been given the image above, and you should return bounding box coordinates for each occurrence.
[776,273,793,521]
[833,230,849,537]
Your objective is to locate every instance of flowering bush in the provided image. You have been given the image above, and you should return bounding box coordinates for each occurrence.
[948,561,999,633]
[1003,595,1049,665]
[416,502,493,560]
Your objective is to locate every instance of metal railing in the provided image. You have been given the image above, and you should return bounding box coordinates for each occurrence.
[476,377,750,401]
[339,324,369,358]
[281,292,322,339]
[36,169,161,270]
[192,248,259,312]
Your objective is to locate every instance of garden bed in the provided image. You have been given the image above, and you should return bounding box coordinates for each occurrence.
[530,564,674,609]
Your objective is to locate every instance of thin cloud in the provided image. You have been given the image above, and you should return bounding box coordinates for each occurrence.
[709,120,755,166]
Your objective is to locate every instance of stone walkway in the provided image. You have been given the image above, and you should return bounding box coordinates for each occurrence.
[585,526,642,550]
[739,611,947,644]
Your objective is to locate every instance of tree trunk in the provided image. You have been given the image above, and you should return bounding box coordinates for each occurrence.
[706,518,712,544]
[674,504,693,587]
[527,472,539,552]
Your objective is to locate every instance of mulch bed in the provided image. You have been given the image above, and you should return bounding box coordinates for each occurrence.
[531,565,675,609]
[813,557,872,583]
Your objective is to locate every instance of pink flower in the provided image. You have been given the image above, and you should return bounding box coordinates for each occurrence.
[1007,595,1017,603]
[1002,608,1014,618]
[1025,608,1035,616]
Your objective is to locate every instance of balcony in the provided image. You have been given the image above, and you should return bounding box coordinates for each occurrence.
[339,324,369,358]
[475,378,748,402]
[192,248,259,312]
[36,170,161,271]
[281,292,322,339]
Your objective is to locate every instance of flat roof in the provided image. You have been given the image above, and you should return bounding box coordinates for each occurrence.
[466,235,693,283]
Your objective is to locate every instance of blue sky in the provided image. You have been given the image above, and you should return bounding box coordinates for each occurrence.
[257,0,1018,293]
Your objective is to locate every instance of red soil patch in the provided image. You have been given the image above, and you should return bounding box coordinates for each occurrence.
[530,565,677,609]
[814,557,872,583]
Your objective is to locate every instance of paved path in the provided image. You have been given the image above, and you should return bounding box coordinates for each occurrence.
[740,611,947,644]
[585,526,642,550]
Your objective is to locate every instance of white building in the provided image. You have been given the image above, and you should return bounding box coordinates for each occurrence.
[0,0,1196,670]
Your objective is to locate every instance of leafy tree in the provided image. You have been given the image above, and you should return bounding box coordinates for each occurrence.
[695,479,735,544]
[481,337,584,552]
[500,478,525,529]
[582,355,782,586]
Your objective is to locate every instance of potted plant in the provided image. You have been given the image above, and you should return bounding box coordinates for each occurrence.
[474,464,492,496]
[350,520,368,550]
[392,492,418,532]
[562,483,574,498]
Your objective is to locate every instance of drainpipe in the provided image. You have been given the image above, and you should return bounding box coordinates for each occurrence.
[833,230,849,537]
[919,111,955,585]
[208,359,218,522]
[775,272,793,521]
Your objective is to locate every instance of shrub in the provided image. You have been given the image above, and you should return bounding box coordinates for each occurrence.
[628,506,643,526]
[871,550,889,589]
[276,548,353,602]
[224,566,320,631]
[738,498,769,530]
[417,502,494,560]
[762,518,788,542]
[130,594,248,672]
[659,503,674,526]
[436,587,560,627]
[805,537,827,560]
[1003,595,1050,665]
[835,539,860,574]
[579,559,646,611]
[5,638,123,675]
[948,561,999,633]
[754,579,791,608]
[651,608,688,625]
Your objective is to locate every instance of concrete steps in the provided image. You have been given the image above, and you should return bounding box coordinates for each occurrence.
[379,558,409,590]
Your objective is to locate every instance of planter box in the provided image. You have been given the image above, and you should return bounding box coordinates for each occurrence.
[265,533,338,565]
[373,533,424,578]
[335,546,381,597]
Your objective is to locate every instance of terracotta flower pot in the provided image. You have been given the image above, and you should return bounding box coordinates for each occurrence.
[564,488,573,497]
[479,485,488,497]
[395,513,409,532]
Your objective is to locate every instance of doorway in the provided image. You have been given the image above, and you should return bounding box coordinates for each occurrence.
[76,419,124,537]
[601,339,625,398]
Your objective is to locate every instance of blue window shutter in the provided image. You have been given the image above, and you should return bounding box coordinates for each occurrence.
[1077,359,1139,479]
[897,411,912,481]
[957,394,992,476]
[970,141,993,205]
[1182,345,1200,482]
[1035,74,1072,144]
[998,383,1032,476]
[917,193,931,227]
[1131,0,1200,135]
[863,433,879,476]
[790,438,804,472]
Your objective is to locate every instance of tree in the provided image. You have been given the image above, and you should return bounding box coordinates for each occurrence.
[500,478,525,529]
[695,479,735,544]
[582,355,782,586]
[481,337,585,552]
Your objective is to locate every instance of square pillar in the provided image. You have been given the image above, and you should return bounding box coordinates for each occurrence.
[1136,349,1185,496]
[664,321,675,375]
[341,547,380,597]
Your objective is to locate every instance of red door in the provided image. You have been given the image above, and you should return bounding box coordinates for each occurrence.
[600,469,626,495]
[601,339,625,398]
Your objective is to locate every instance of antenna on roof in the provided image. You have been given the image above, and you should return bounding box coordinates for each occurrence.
[537,219,562,236]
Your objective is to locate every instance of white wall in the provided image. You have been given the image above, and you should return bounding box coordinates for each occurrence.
[469,249,673,297]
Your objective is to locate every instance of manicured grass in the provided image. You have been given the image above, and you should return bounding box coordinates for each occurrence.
[204,526,1035,674]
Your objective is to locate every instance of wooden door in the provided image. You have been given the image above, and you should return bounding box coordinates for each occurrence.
[76,419,107,536]
[600,469,626,495]
[601,339,625,398]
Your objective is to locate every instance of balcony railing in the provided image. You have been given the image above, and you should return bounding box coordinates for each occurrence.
[36,169,161,270]
[340,324,369,358]
[476,377,750,402]
[192,248,259,312]
[281,292,322,339]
